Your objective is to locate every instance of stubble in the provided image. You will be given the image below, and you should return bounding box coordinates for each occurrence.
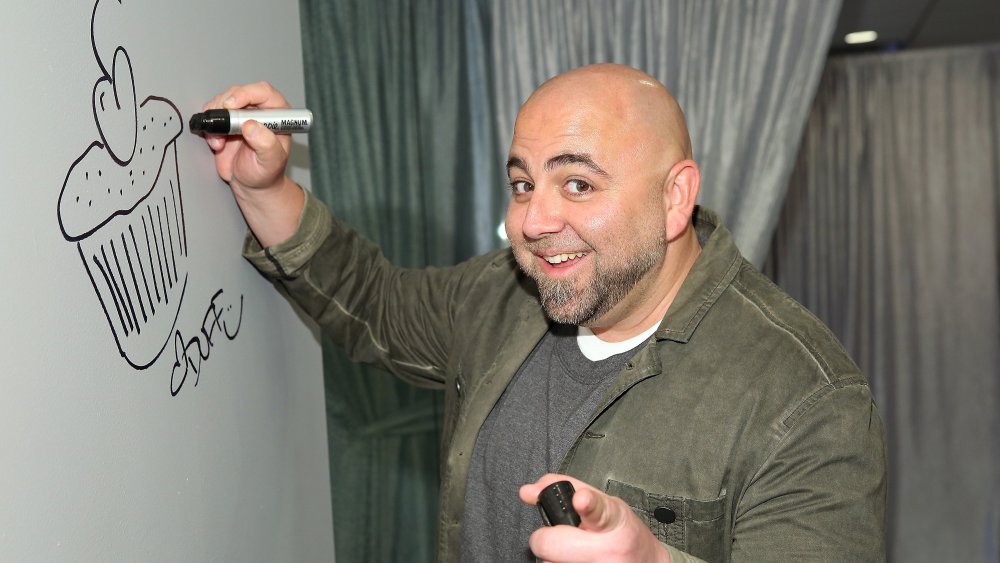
[513,233,665,326]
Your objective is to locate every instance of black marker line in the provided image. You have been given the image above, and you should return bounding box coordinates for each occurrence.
[224,293,245,340]
[101,242,133,335]
[101,243,133,334]
[110,237,140,334]
[156,204,173,289]
[91,46,138,167]
[174,146,188,254]
[92,249,129,336]
[150,204,169,297]
[142,212,161,304]
[90,0,106,76]
[163,195,178,280]
[169,173,186,255]
[57,144,123,242]
[79,243,128,363]
[130,224,155,316]
[121,231,147,323]
[60,99,184,243]
[148,205,168,304]
[132,273,187,373]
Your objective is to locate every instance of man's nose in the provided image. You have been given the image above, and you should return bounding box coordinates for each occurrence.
[521,187,564,239]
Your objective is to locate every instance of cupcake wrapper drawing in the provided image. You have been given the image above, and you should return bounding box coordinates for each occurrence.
[58,0,188,369]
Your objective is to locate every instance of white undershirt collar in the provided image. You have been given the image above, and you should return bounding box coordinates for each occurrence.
[576,321,661,361]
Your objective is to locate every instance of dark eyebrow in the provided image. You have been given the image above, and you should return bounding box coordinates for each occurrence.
[506,156,528,177]
[505,153,610,178]
[545,153,610,177]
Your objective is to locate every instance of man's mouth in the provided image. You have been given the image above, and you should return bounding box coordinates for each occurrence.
[543,251,586,265]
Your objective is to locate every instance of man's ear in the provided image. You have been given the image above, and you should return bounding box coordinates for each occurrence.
[663,159,701,241]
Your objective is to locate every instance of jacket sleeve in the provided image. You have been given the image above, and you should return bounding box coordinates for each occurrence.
[730,379,888,561]
[242,189,492,389]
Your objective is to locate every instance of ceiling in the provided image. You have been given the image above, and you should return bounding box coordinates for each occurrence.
[830,0,1000,54]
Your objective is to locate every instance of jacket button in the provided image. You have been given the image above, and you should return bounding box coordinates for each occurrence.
[653,506,676,524]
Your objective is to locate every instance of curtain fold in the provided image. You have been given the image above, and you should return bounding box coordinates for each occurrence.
[765,44,1000,562]
[489,0,842,266]
[299,1,478,561]
[299,1,842,561]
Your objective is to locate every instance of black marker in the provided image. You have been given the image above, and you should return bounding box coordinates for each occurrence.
[537,480,581,527]
[188,109,313,135]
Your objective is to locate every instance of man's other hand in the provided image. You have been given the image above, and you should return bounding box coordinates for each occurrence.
[520,474,672,563]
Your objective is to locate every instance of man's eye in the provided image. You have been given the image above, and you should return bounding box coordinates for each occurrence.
[565,179,593,194]
[510,180,533,195]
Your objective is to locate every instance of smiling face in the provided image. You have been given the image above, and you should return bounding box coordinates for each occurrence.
[505,65,695,328]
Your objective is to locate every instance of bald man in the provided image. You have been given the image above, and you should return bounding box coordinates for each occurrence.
[201,64,886,562]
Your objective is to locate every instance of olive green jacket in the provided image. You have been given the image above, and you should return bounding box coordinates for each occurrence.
[245,192,886,563]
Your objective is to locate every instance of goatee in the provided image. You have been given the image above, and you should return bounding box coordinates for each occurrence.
[514,235,665,326]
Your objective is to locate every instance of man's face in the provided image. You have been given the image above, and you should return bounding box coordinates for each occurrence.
[504,91,669,327]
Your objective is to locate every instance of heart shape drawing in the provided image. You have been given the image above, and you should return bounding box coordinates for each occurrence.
[92,45,137,165]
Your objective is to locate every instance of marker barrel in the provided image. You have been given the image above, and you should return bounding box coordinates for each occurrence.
[189,109,312,134]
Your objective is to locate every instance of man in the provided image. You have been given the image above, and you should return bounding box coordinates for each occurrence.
[201,64,886,562]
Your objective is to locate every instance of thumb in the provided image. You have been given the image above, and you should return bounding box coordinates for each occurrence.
[574,486,628,533]
[241,119,286,168]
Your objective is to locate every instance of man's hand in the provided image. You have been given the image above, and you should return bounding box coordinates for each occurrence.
[200,81,304,248]
[520,474,672,563]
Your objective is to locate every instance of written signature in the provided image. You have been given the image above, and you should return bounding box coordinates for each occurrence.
[170,288,243,395]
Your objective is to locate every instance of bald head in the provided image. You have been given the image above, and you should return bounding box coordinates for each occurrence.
[518,64,692,164]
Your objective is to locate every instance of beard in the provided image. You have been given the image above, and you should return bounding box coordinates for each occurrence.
[512,232,666,326]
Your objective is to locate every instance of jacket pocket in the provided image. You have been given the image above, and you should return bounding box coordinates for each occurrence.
[605,479,727,563]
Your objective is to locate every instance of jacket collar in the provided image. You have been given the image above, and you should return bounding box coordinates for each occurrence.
[655,206,743,343]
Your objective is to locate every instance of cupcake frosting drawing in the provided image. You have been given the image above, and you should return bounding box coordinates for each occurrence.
[58,0,188,369]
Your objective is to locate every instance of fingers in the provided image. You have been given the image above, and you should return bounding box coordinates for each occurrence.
[520,474,628,533]
[205,134,226,151]
[520,473,594,506]
[199,82,291,154]
[522,474,669,563]
[199,82,292,152]
[529,524,595,563]
[197,81,292,189]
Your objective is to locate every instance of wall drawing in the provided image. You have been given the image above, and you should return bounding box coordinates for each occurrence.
[57,0,242,394]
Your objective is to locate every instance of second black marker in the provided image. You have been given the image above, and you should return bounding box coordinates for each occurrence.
[189,109,313,135]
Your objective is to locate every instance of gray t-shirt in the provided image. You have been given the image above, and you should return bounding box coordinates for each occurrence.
[459,324,638,562]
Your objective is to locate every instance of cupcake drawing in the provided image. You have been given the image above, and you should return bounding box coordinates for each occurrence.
[58,0,187,369]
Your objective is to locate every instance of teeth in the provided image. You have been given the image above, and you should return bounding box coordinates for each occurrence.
[544,252,585,264]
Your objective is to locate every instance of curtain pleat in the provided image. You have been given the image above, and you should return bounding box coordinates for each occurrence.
[300,0,477,560]
[766,44,1000,563]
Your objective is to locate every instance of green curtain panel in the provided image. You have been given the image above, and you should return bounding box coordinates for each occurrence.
[299,1,484,561]
[298,0,840,561]
[766,44,1000,562]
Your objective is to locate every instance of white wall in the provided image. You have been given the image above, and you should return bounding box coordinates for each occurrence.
[0,1,334,561]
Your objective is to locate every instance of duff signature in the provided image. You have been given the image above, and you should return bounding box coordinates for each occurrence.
[170,288,243,395]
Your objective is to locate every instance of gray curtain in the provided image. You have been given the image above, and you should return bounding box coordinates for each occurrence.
[299,1,841,561]
[299,1,481,561]
[765,45,1000,562]
[490,0,842,266]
